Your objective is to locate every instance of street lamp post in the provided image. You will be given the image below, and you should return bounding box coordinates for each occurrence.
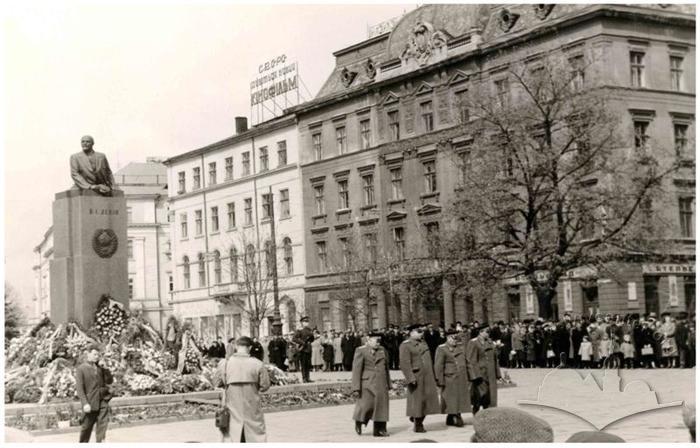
[267,186,283,336]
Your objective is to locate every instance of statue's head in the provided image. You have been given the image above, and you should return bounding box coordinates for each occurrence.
[81,135,95,151]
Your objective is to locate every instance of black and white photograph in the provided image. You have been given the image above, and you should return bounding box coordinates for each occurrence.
[2,1,697,444]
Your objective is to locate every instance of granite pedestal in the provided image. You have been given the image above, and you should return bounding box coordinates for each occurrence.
[50,189,128,327]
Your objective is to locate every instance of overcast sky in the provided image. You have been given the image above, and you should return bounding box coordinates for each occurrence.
[3,1,413,312]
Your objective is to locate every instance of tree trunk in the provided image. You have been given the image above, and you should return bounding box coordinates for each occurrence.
[536,288,557,320]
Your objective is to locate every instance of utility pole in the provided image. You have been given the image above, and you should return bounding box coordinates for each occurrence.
[268,186,283,336]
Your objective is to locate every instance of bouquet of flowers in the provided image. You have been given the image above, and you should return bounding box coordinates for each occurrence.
[265,364,299,386]
[47,366,77,400]
[124,373,158,394]
[93,296,128,339]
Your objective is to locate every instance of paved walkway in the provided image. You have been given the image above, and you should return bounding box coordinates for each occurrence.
[28,368,695,443]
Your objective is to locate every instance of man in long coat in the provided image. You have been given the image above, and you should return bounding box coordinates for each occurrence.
[434,329,470,427]
[466,323,501,415]
[399,324,440,433]
[214,336,271,443]
[342,331,355,371]
[293,317,315,382]
[351,331,391,437]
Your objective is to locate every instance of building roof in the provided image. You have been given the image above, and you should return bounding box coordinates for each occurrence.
[118,184,168,196]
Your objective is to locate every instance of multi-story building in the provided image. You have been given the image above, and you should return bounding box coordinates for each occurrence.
[32,159,173,331]
[164,116,305,340]
[292,4,695,329]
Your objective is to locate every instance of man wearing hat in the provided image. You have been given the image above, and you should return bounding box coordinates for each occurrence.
[293,316,315,382]
[466,322,501,415]
[76,343,113,442]
[399,324,440,433]
[214,336,271,442]
[434,328,470,427]
[351,330,391,437]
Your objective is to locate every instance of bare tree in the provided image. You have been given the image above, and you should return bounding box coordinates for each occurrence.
[442,49,680,319]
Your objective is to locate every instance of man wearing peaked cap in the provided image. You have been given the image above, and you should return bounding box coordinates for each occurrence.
[293,316,315,383]
[471,408,553,442]
[434,328,470,428]
[466,322,501,415]
[351,331,391,437]
[400,324,440,433]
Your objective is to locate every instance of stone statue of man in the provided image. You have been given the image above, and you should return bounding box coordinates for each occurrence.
[70,135,116,196]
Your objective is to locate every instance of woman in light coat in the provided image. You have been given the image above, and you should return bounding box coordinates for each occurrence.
[660,314,679,367]
[311,332,323,371]
[333,332,343,371]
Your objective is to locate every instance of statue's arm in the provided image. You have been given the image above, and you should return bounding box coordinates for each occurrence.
[70,155,92,190]
[103,155,115,188]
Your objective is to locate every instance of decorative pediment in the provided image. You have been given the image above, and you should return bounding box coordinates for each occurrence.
[340,67,358,88]
[498,9,520,32]
[414,82,434,96]
[381,91,400,106]
[364,58,377,80]
[448,70,470,86]
[387,210,408,221]
[416,203,442,216]
[400,20,449,67]
[533,4,555,20]
[310,226,329,234]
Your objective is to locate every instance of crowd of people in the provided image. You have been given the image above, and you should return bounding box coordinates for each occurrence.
[197,311,695,373]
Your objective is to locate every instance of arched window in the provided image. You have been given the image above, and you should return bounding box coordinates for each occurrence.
[230,247,238,283]
[213,250,222,284]
[264,240,274,277]
[245,244,256,280]
[183,256,190,289]
[198,253,206,287]
[283,237,293,275]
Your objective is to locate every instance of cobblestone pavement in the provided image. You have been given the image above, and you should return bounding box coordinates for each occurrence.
[30,368,695,443]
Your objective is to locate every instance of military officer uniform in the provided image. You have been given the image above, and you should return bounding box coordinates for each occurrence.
[399,324,440,433]
[351,331,391,437]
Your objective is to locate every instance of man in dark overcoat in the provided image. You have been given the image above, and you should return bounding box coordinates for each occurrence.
[75,344,114,442]
[293,317,315,382]
[351,331,391,437]
[399,324,440,433]
[434,329,470,427]
[342,330,355,371]
[466,323,501,415]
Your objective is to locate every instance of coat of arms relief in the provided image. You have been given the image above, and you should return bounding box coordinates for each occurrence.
[400,21,448,67]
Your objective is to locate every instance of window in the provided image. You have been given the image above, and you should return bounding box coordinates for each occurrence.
[312,133,322,161]
[495,79,509,107]
[198,253,206,286]
[360,119,371,149]
[193,167,201,190]
[316,241,327,273]
[670,56,683,91]
[277,141,287,166]
[423,160,437,193]
[336,126,347,154]
[393,227,405,260]
[314,185,325,215]
[425,222,440,257]
[168,275,173,292]
[229,248,239,282]
[128,277,134,299]
[182,256,190,289]
[128,239,134,259]
[245,244,256,275]
[459,149,472,183]
[195,210,203,235]
[211,206,219,232]
[279,189,290,218]
[362,174,375,206]
[569,55,585,92]
[390,167,403,200]
[262,193,272,219]
[209,162,217,185]
[178,171,186,194]
[338,179,349,209]
[420,101,434,132]
[127,207,133,224]
[225,157,233,180]
[244,198,252,225]
[180,213,188,238]
[213,250,222,284]
[454,90,469,123]
[283,237,293,275]
[634,121,650,154]
[259,147,269,171]
[388,110,400,141]
[242,152,250,176]
[630,51,645,88]
[227,202,236,229]
[679,197,694,238]
[674,124,689,157]
[364,233,377,264]
[339,237,349,269]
